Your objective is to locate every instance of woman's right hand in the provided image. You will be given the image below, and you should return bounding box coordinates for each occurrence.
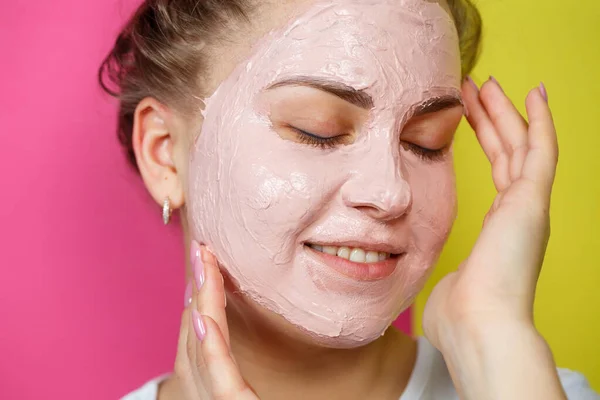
[174,241,259,400]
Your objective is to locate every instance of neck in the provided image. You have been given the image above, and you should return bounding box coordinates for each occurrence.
[224,294,417,400]
[158,277,418,400]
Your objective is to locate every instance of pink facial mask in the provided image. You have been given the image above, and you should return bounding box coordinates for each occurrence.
[188,0,461,347]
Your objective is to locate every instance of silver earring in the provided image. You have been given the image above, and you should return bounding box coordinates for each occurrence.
[163,197,172,225]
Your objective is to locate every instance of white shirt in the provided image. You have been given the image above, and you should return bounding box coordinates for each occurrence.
[122,337,599,400]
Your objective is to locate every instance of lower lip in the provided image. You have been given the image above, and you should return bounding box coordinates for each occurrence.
[305,246,401,281]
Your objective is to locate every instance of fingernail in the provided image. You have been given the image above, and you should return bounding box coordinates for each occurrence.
[190,241,205,289]
[192,310,206,341]
[539,82,548,103]
[190,240,200,265]
[184,281,192,308]
[465,75,479,92]
[489,75,504,92]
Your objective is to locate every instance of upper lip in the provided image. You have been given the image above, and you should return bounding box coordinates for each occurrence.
[304,240,405,255]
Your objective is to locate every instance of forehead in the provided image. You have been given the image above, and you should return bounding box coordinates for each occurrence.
[240,0,461,103]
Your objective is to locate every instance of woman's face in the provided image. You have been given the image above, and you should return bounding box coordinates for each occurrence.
[188,0,463,347]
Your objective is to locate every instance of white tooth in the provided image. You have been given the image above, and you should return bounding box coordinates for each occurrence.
[349,248,366,263]
[379,252,388,261]
[366,251,380,263]
[336,246,351,260]
[312,244,323,252]
[323,246,338,255]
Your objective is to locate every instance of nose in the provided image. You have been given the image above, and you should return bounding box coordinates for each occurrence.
[341,162,412,222]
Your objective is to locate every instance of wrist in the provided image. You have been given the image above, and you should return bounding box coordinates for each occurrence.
[440,321,565,400]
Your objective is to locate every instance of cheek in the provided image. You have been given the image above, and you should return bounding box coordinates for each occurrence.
[407,159,457,254]
[223,123,338,262]
[393,159,455,299]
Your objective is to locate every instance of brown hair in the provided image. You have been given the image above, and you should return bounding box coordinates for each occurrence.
[99,0,482,171]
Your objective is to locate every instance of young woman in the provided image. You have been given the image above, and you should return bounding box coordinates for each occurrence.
[100,0,598,398]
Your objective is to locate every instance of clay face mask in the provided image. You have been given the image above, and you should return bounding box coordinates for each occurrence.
[188,0,462,347]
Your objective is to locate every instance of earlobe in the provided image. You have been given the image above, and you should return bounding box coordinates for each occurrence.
[132,97,185,212]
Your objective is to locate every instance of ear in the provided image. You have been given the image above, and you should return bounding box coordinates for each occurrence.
[132,97,185,211]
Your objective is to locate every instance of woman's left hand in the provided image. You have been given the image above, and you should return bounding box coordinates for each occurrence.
[423,77,565,399]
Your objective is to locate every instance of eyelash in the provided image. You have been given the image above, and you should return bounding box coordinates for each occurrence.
[292,127,345,149]
[291,126,447,161]
[401,142,448,162]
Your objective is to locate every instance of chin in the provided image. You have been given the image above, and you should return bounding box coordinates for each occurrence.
[231,287,407,350]
[301,325,395,349]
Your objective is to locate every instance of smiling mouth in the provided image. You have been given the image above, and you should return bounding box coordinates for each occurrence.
[305,243,401,263]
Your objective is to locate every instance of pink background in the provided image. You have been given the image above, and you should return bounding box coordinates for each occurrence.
[0,1,410,398]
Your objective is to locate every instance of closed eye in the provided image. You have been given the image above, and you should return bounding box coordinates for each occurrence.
[401,141,449,161]
[400,102,463,162]
[289,126,348,149]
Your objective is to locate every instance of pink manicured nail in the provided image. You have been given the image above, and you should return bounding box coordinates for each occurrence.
[190,241,205,289]
[192,310,206,341]
[539,82,548,103]
[184,281,192,308]
[465,75,479,92]
[190,241,201,264]
[489,75,504,92]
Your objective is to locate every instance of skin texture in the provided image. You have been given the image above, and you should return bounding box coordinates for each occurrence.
[129,0,566,399]
[187,0,462,347]
[169,76,565,400]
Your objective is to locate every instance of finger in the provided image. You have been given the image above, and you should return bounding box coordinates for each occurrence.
[188,296,214,399]
[198,315,257,399]
[175,292,206,398]
[189,242,215,396]
[462,76,511,192]
[187,282,213,397]
[521,84,559,198]
[197,248,231,348]
[188,244,202,373]
[479,77,530,181]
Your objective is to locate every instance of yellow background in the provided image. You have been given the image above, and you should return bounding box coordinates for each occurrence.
[414,0,600,390]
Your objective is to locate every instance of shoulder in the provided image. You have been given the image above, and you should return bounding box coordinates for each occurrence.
[409,337,598,400]
[120,375,170,400]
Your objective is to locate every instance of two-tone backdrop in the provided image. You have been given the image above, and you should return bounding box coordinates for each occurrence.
[1,1,598,398]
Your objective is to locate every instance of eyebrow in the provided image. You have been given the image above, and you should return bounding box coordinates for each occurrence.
[411,95,463,117]
[266,76,463,115]
[267,76,374,109]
